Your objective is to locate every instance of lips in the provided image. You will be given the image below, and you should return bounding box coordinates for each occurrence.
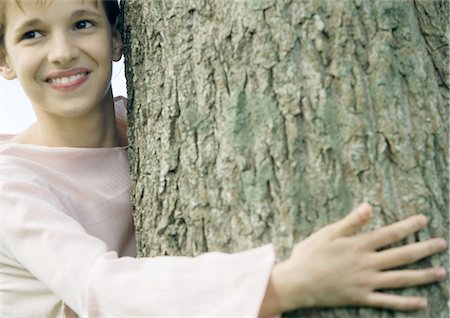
[46,68,91,90]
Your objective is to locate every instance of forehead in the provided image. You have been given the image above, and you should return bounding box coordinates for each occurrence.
[8,0,100,11]
[4,0,106,30]
[5,0,103,19]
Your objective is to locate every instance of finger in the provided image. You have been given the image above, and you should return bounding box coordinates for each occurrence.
[365,214,428,250]
[373,238,447,269]
[373,267,447,289]
[330,203,372,238]
[364,292,427,311]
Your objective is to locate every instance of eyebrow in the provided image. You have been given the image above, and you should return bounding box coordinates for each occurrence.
[70,9,102,19]
[14,19,43,36]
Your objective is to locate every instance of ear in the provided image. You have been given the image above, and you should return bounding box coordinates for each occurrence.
[111,27,123,62]
[0,50,16,80]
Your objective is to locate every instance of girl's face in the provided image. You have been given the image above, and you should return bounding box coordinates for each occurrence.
[0,0,122,121]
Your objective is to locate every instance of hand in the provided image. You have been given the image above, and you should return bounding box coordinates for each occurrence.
[259,203,447,316]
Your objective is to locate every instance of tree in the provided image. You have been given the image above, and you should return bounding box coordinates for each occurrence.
[122,0,448,317]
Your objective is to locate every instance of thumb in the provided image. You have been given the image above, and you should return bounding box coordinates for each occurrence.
[330,203,373,238]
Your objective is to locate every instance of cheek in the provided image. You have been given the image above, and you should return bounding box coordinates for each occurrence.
[13,54,43,95]
[88,36,114,66]
[12,50,36,74]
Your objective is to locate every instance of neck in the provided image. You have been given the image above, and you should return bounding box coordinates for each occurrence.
[15,90,119,148]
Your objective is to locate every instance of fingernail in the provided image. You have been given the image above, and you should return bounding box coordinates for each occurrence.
[418,215,428,227]
[437,239,447,250]
[436,268,447,280]
[418,299,427,308]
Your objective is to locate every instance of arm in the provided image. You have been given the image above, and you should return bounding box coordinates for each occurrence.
[259,203,447,317]
[1,180,275,317]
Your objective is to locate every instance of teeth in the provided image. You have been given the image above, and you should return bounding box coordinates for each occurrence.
[49,72,87,85]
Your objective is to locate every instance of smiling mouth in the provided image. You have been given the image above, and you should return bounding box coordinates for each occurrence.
[47,72,90,85]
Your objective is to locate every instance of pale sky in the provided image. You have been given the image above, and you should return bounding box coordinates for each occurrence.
[0,59,127,134]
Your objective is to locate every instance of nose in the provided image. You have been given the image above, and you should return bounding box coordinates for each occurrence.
[47,31,79,65]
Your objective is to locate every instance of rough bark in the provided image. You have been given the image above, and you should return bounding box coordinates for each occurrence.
[123,0,449,317]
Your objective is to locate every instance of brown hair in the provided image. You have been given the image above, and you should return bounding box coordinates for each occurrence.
[0,0,120,50]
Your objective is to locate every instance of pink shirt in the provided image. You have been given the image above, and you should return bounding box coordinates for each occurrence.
[0,99,275,317]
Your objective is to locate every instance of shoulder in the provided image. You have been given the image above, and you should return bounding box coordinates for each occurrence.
[1,145,69,220]
[114,96,128,146]
[1,142,28,175]
[1,145,44,193]
[114,95,128,119]
[0,134,15,142]
[0,142,59,187]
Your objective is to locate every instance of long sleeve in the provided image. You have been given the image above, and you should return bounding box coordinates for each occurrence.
[0,145,276,317]
[85,246,275,316]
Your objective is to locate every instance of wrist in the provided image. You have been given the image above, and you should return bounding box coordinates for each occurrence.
[258,264,284,317]
[260,259,316,316]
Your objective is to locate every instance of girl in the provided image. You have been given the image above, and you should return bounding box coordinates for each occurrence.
[0,0,447,317]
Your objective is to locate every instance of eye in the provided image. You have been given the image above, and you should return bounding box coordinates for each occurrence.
[21,30,43,40]
[74,20,94,30]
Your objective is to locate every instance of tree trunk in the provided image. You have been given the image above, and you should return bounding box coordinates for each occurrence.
[122,0,449,317]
